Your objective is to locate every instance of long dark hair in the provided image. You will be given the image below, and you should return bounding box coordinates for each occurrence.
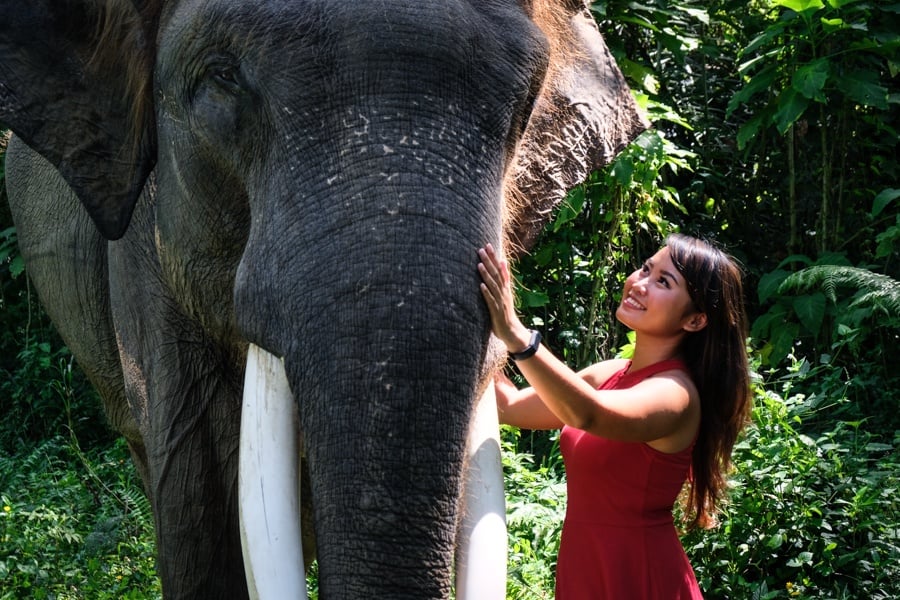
[666,234,752,529]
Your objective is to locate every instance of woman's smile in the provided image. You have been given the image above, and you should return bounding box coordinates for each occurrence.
[622,293,647,311]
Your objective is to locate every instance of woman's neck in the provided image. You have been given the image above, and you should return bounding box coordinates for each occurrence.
[628,332,685,372]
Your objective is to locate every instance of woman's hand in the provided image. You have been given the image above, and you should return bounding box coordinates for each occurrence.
[477,244,532,354]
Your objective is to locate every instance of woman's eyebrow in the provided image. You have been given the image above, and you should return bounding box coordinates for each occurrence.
[660,267,683,285]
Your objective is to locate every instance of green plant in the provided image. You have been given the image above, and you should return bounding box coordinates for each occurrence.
[0,437,160,599]
[502,426,566,600]
[726,0,900,257]
[683,358,900,599]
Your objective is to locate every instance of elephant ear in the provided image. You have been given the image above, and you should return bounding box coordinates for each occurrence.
[0,0,159,240]
[510,0,649,253]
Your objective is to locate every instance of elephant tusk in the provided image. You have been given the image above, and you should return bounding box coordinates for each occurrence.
[455,382,508,599]
[239,344,308,600]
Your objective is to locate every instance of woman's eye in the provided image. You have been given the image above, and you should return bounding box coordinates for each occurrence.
[658,277,670,288]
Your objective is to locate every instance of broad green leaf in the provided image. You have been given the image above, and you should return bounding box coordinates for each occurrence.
[736,115,764,150]
[729,66,778,117]
[751,305,790,338]
[759,269,792,303]
[872,188,900,217]
[774,88,810,134]
[787,551,815,567]
[743,23,787,57]
[10,255,25,279]
[865,443,893,452]
[553,188,586,231]
[618,58,659,95]
[792,292,827,335]
[792,59,829,102]
[835,73,889,109]
[775,0,825,12]
[612,155,635,187]
[765,532,785,549]
[518,289,549,308]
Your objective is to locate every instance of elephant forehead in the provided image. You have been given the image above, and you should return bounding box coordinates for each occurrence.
[158,0,547,87]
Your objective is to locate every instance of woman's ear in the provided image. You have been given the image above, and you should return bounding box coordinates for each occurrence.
[683,313,708,333]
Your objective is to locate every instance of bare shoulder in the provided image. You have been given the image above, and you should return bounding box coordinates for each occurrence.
[651,367,699,399]
[578,358,630,389]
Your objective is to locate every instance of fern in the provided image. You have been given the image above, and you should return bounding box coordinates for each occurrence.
[119,484,154,529]
[778,265,900,320]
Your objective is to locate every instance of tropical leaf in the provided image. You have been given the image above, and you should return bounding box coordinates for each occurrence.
[778,265,900,320]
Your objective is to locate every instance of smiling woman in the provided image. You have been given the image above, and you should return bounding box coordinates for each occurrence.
[478,233,752,599]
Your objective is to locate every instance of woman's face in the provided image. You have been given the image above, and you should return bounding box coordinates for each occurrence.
[616,246,706,338]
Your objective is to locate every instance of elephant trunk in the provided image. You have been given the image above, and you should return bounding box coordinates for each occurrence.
[234,167,504,597]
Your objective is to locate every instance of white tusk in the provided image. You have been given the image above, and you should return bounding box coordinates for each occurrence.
[456,382,507,599]
[239,344,308,600]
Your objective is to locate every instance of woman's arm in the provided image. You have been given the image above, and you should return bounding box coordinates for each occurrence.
[494,370,563,430]
[495,360,629,430]
[478,245,698,445]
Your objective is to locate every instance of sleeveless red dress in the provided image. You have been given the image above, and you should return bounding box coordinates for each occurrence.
[555,359,703,599]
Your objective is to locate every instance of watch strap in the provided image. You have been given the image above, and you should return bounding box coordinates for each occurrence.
[509,330,541,361]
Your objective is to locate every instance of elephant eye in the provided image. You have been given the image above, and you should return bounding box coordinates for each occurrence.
[210,64,243,92]
[198,53,245,95]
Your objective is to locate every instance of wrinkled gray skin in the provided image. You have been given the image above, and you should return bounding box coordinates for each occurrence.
[0,0,645,598]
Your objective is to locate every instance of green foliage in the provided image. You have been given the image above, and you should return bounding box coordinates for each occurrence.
[0,334,114,455]
[502,426,566,600]
[723,0,900,256]
[728,0,897,140]
[684,359,900,599]
[0,437,160,599]
[779,265,900,320]
[752,255,900,428]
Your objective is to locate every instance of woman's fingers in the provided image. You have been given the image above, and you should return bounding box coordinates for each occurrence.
[478,246,507,319]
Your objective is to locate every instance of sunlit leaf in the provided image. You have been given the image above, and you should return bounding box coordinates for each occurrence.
[775,0,825,13]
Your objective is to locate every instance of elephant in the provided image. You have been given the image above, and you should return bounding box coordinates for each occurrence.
[0,0,646,598]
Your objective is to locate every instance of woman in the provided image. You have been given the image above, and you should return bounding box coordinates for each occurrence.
[477,234,751,599]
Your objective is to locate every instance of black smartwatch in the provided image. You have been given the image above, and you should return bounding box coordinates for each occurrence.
[509,330,541,361]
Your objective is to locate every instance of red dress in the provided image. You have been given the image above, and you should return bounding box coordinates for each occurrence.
[555,359,703,599]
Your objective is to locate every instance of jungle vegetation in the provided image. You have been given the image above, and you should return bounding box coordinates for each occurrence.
[1,0,898,598]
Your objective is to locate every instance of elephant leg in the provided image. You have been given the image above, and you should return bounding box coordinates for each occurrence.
[5,137,150,489]
[108,201,249,599]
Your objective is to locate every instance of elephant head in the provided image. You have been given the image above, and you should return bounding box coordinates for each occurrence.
[1,1,646,598]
